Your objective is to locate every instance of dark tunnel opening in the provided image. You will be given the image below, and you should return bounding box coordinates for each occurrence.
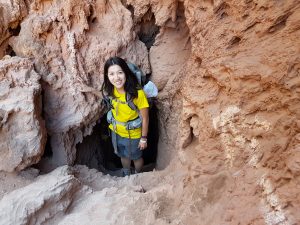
[8,24,21,36]
[137,9,160,50]
[75,103,159,176]
[5,45,16,57]
[43,135,53,157]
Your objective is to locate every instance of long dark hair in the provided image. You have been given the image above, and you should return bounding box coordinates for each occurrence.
[101,56,140,100]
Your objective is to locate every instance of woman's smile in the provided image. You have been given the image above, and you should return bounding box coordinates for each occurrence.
[108,65,126,91]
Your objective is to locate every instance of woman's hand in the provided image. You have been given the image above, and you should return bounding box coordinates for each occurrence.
[139,138,147,150]
[139,107,149,150]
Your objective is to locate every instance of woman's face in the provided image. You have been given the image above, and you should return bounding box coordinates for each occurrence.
[107,65,126,91]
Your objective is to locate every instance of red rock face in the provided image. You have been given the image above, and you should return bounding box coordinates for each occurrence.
[0,0,299,224]
[178,0,300,224]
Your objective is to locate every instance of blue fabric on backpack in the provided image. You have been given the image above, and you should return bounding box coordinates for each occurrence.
[127,62,145,86]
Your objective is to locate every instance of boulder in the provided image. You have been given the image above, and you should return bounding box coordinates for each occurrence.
[0,56,46,172]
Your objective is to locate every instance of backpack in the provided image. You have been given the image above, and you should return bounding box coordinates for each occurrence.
[128,62,158,106]
[127,62,146,87]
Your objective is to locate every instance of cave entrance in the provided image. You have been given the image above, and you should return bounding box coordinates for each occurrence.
[75,104,159,175]
[136,9,160,50]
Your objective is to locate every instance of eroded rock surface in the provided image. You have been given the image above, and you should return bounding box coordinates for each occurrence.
[0,56,46,172]
[178,0,300,224]
[0,0,299,224]
[0,0,29,58]
[0,166,88,225]
[7,0,151,167]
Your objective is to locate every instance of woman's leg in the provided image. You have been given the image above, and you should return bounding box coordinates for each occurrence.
[133,157,144,173]
[121,157,131,169]
[121,157,131,176]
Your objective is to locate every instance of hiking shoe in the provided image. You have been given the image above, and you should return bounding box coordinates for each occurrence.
[122,168,131,177]
[130,168,138,175]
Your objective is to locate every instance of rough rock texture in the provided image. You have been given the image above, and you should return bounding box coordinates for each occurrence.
[178,0,300,224]
[0,168,38,200]
[0,166,88,225]
[149,2,191,91]
[0,0,300,224]
[126,0,300,223]
[0,56,46,172]
[0,165,183,225]
[7,0,151,167]
[0,0,29,58]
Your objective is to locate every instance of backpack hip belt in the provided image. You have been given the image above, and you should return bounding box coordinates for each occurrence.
[107,110,142,131]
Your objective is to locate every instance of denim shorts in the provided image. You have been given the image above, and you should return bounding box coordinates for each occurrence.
[111,132,142,160]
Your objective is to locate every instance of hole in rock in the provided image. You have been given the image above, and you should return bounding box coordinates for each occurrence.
[91,17,97,24]
[5,45,16,57]
[8,24,21,36]
[126,4,134,16]
[43,135,53,157]
[32,134,53,173]
[137,9,160,50]
[268,13,290,33]
[228,36,241,48]
[214,2,229,19]
[75,103,159,174]
[87,5,98,25]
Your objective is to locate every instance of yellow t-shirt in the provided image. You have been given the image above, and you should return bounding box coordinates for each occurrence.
[109,88,149,138]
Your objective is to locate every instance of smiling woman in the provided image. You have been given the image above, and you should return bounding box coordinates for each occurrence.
[101,57,150,176]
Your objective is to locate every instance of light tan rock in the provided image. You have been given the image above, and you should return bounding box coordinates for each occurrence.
[0,56,46,172]
[150,2,191,91]
[0,0,28,58]
[8,0,150,166]
[0,167,38,200]
[0,166,89,225]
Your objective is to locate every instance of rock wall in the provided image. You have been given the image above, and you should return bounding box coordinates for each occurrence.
[0,0,299,224]
[0,56,46,172]
[0,0,29,58]
[3,0,152,167]
[178,0,300,224]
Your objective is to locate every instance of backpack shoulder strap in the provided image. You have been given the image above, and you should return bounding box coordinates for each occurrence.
[126,92,143,120]
[126,92,139,112]
[101,95,113,111]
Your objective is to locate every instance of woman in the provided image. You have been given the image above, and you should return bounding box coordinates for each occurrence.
[101,56,149,176]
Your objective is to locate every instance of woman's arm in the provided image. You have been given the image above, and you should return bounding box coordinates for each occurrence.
[138,107,149,150]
